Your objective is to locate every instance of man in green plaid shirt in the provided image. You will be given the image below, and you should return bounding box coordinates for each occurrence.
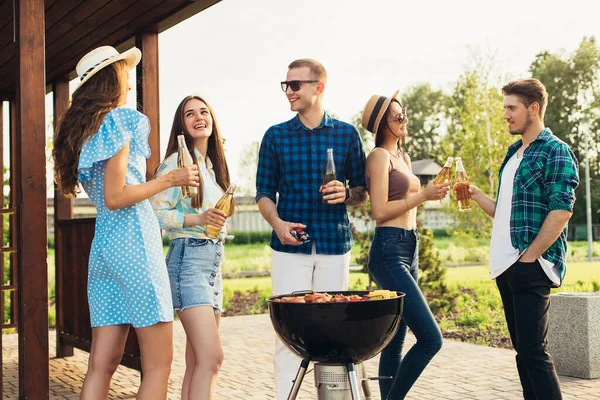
[468,78,579,400]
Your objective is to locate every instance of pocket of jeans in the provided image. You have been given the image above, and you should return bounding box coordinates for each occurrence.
[381,231,405,247]
[186,238,209,247]
[513,259,550,287]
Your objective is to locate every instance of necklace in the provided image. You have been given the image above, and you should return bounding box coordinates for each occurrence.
[386,149,401,159]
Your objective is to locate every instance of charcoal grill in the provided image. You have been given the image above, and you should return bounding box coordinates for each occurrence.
[268,290,404,400]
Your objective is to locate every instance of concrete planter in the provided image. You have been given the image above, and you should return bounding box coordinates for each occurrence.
[548,292,600,379]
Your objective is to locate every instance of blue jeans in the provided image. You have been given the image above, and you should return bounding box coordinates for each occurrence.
[368,227,443,400]
[165,238,224,313]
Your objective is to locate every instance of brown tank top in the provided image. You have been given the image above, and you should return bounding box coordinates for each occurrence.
[366,159,421,200]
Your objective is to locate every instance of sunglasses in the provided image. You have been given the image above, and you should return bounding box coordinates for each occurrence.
[280,80,319,92]
[390,105,408,124]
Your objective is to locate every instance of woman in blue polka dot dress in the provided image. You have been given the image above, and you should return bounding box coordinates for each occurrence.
[151,95,234,400]
[52,46,200,399]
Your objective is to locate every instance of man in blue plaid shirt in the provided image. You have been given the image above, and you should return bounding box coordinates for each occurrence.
[469,78,579,400]
[255,59,367,398]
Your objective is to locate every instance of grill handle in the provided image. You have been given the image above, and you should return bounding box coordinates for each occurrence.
[291,290,314,295]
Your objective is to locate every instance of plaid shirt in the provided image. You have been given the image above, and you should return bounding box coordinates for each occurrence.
[498,128,579,284]
[255,112,366,255]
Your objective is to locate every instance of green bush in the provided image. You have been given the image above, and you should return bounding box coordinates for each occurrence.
[418,227,454,313]
[228,231,272,244]
[432,228,451,237]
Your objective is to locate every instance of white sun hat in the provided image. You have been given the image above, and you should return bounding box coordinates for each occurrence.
[75,45,141,88]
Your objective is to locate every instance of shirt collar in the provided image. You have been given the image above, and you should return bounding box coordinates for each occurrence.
[194,149,213,170]
[290,111,335,131]
[507,127,553,152]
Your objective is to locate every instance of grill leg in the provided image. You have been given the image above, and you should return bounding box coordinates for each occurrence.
[361,363,374,400]
[287,358,310,400]
[347,362,362,400]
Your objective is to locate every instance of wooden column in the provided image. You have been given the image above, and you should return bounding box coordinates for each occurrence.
[53,78,74,358]
[52,79,73,221]
[15,0,49,398]
[135,31,161,181]
[0,100,3,397]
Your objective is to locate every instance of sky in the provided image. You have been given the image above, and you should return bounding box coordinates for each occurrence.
[155,0,600,190]
[3,0,600,194]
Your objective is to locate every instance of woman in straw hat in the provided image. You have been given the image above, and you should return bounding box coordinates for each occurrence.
[52,46,199,399]
[151,95,234,400]
[361,91,449,399]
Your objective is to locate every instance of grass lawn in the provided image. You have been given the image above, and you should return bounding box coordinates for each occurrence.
[44,241,600,348]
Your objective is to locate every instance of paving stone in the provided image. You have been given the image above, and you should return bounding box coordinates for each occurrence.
[2,314,600,398]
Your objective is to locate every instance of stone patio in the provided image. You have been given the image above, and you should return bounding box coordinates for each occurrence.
[2,314,600,399]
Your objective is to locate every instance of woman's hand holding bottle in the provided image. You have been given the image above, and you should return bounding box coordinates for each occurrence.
[422,180,451,201]
[200,208,227,228]
[166,165,200,188]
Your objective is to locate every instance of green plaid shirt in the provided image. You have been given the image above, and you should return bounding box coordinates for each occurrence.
[498,128,579,285]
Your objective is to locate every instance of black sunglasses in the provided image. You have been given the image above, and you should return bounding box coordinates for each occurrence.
[280,80,319,92]
[390,105,408,123]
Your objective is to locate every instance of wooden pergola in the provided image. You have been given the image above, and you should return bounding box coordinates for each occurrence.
[0,0,221,397]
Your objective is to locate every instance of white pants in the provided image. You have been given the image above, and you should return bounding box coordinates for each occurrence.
[271,244,351,400]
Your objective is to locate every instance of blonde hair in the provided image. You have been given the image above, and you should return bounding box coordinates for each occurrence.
[288,58,327,83]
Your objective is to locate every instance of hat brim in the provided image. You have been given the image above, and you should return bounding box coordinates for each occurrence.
[77,47,142,89]
[361,89,400,134]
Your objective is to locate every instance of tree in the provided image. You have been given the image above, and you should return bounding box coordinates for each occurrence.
[529,36,600,223]
[400,84,449,163]
[237,141,260,196]
[351,111,374,153]
[418,227,452,313]
[441,56,514,236]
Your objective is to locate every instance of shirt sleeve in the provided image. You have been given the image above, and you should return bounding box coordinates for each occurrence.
[149,155,185,229]
[345,127,367,188]
[255,129,279,204]
[545,142,579,212]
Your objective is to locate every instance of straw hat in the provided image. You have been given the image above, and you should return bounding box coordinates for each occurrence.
[76,46,141,88]
[361,89,400,134]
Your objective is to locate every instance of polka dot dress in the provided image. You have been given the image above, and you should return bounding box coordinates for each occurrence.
[78,107,173,328]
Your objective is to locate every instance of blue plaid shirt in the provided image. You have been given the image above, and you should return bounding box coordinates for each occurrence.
[498,128,579,285]
[255,112,366,255]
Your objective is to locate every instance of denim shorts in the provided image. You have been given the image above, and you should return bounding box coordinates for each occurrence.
[165,238,224,313]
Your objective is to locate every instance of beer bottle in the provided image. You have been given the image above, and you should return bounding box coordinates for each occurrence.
[433,157,453,184]
[205,184,236,239]
[322,148,336,203]
[454,157,472,212]
[177,135,198,198]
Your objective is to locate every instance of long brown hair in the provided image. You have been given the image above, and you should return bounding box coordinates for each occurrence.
[161,95,232,209]
[52,60,129,197]
[375,99,406,157]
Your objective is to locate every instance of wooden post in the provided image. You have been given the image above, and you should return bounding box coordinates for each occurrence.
[135,31,161,181]
[53,78,74,358]
[0,99,4,397]
[15,0,49,398]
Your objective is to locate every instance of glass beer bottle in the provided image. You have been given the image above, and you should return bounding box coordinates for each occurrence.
[433,157,453,184]
[177,135,198,198]
[205,184,236,239]
[322,148,336,203]
[454,157,472,212]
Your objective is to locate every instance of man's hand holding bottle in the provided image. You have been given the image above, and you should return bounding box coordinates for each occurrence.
[320,180,347,204]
